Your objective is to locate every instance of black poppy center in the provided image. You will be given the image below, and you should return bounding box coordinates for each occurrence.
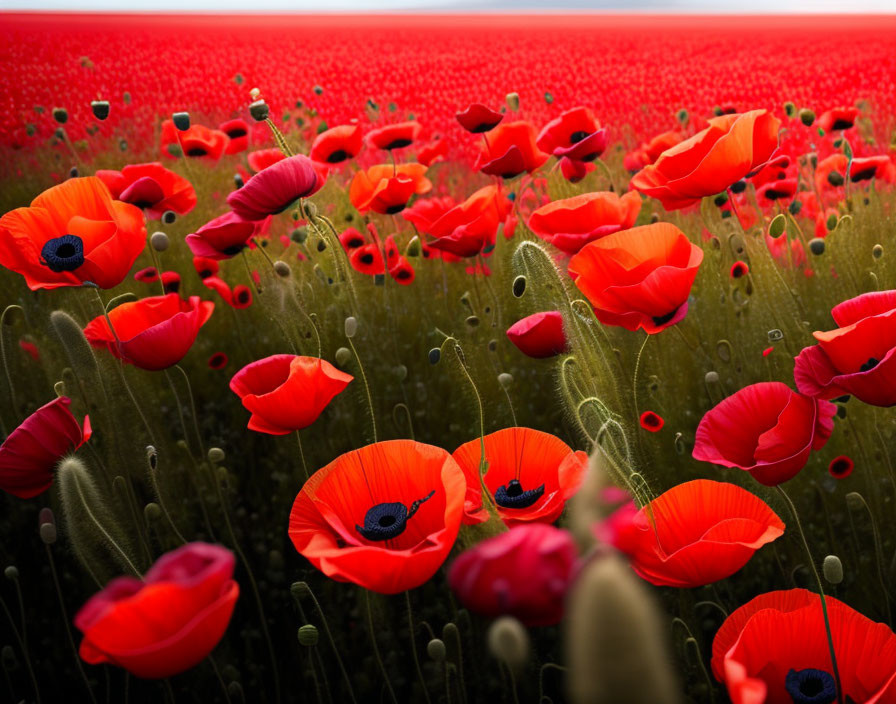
[652,305,681,328]
[227,128,247,138]
[222,244,247,256]
[569,130,590,144]
[236,290,250,304]
[186,146,208,157]
[326,149,350,163]
[494,479,545,509]
[830,119,853,131]
[385,204,406,215]
[785,668,837,704]
[41,234,85,272]
[860,357,880,372]
[851,167,876,182]
[360,253,374,264]
[346,237,364,248]
[764,188,789,200]
[730,179,747,194]
[471,121,498,133]
[355,490,435,542]
[396,269,411,280]
[384,138,412,150]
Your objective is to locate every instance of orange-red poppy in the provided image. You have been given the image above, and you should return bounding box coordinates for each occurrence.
[247,148,287,174]
[161,120,229,161]
[624,129,684,172]
[536,106,607,162]
[506,311,567,358]
[288,440,465,594]
[96,162,196,220]
[475,121,549,178]
[219,118,250,154]
[528,190,641,254]
[365,121,422,151]
[349,163,431,214]
[310,124,363,164]
[426,185,508,258]
[817,106,859,132]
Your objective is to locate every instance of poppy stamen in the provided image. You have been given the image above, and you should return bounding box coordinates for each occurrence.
[859,357,880,372]
[494,479,545,509]
[784,668,837,704]
[355,490,435,542]
[41,234,85,272]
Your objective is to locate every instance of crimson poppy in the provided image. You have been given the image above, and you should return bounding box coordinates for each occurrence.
[536,107,608,163]
[711,589,896,704]
[506,311,567,358]
[247,148,287,174]
[219,118,249,154]
[624,130,684,172]
[349,163,431,214]
[389,256,415,285]
[228,155,324,221]
[192,256,219,280]
[730,261,749,278]
[402,195,456,232]
[456,103,504,134]
[84,294,214,371]
[0,396,90,499]
[208,352,228,370]
[794,290,896,407]
[338,227,366,250]
[568,222,704,334]
[557,156,592,183]
[600,480,784,588]
[817,106,860,132]
[639,410,664,432]
[828,455,854,479]
[161,271,181,294]
[756,177,798,203]
[630,110,780,210]
[427,185,508,258]
[186,211,265,260]
[288,440,465,594]
[528,191,642,255]
[814,154,850,197]
[849,155,896,183]
[365,120,422,151]
[230,354,352,435]
[134,266,159,283]
[475,121,549,178]
[75,542,239,679]
[0,177,146,290]
[310,124,363,164]
[448,523,577,627]
[693,382,836,486]
[349,243,385,276]
[160,120,229,161]
[452,427,587,526]
[96,163,196,220]
[19,339,39,361]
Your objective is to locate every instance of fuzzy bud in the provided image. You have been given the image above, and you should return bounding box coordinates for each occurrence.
[290,581,312,599]
[150,231,170,252]
[512,275,527,298]
[405,236,422,258]
[249,100,270,122]
[90,100,110,121]
[297,624,319,646]
[872,244,883,259]
[335,347,352,368]
[303,201,319,219]
[344,316,358,339]
[823,555,843,585]
[498,372,514,389]
[273,260,291,278]
[427,639,446,662]
[40,522,57,545]
[799,108,816,127]
[144,503,162,522]
[207,447,226,463]
[505,92,520,112]
[768,214,786,239]
[487,616,529,670]
[4,566,18,581]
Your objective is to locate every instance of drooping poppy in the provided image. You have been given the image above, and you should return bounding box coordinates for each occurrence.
[756,178,798,203]
[558,156,592,183]
[349,163,431,214]
[229,354,352,435]
[161,271,181,294]
[536,107,608,162]
[228,155,324,221]
[711,589,896,704]
[288,440,465,594]
[506,311,567,358]
[817,106,860,133]
[0,396,90,499]
[452,427,588,526]
[475,121,549,178]
[567,222,704,334]
[95,163,196,220]
[75,542,239,679]
[0,177,146,290]
[160,120,229,161]
[630,110,780,210]
[448,523,577,627]
[693,382,836,486]
[528,190,642,255]
[310,124,363,164]
[186,211,268,260]
[600,480,784,588]
[365,121,422,151]
[219,118,249,154]
[794,290,896,407]
[426,185,508,258]
[246,148,287,174]
[83,294,214,371]
[456,103,504,134]
[192,256,219,280]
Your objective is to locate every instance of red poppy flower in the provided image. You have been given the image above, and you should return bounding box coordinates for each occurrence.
[601,480,784,588]
[402,196,456,232]
[568,222,704,334]
[365,120,422,151]
[456,103,504,134]
[349,243,385,276]
[756,177,798,203]
[338,227,366,250]
[310,124,363,164]
[815,153,849,197]
[219,118,249,154]
[427,185,508,258]
[75,542,239,679]
[828,455,854,479]
[247,148,287,174]
[349,163,431,214]
[389,256,415,285]
[208,352,228,370]
[19,339,39,361]
[536,107,608,163]
[624,130,684,172]
[630,110,780,210]
[693,382,836,486]
[452,427,587,527]
[95,163,196,220]
[230,354,352,435]
[528,190,642,255]
[417,138,447,167]
[448,523,577,627]
[192,256,219,280]
[228,155,324,221]
[730,261,749,278]
[794,290,896,407]
[639,410,664,432]
[288,440,465,594]
[0,177,146,290]
[161,120,229,161]
[84,294,214,371]
[186,211,266,261]
[475,121,549,178]
[506,311,567,358]
[0,396,90,499]
[134,266,159,283]
[711,589,896,704]
[817,106,860,132]
[849,155,896,183]
[161,271,181,294]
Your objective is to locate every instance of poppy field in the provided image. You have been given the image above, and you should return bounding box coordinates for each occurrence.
[2,11,896,704]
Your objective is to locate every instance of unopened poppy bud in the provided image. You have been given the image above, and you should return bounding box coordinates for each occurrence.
[845,491,864,511]
[789,199,802,215]
[233,173,244,189]
[69,166,79,178]
[53,107,68,124]
[39,507,55,527]
[54,380,66,397]
[498,372,513,389]
[544,92,554,104]
[290,581,312,599]
[297,624,319,646]
[335,347,352,367]
[394,364,408,381]
[512,275,527,298]
[344,316,357,338]
[303,201,319,219]
[809,238,826,255]
[405,236,421,257]
[313,85,324,95]
[714,191,729,207]
[172,112,190,131]
[39,522,57,545]
[768,214,786,238]
[799,108,816,126]
[826,213,838,231]
[872,244,883,259]
[428,348,441,365]
[249,99,269,122]
[90,101,110,121]
[208,447,226,463]
[505,92,520,112]
[54,127,66,139]
[704,371,719,384]
[273,260,291,277]
[291,227,308,244]
[487,616,529,670]
[150,231,169,252]
[427,639,446,662]
[465,315,479,328]
[145,446,158,470]
[823,555,843,584]
[162,210,176,225]
[827,171,844,187]
[676,108,688,124]
[144,502,162,522]
[784,101,796,117]
[4,566,18,581]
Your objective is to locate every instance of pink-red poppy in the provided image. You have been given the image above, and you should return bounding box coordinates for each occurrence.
[536,107,608,162]
[288,440,465,594]
[528,190,641,255]
[161,120,229,161]
[349,163,431,214]
[401,196,456,232]
[75,542,239,679]
[0,177,145,290]
[568,222,704,334]
[186,211,268,260]
[95,162,196,220]
[228,155,324,221]
[756,177,798,203]
[448,523,577,626]
[426,185,508,258]
[600,479,784,588]
[506,311,567,358]
[456,103,504,134]
[693,382,836,486]
[84,294,214,371]
[134,266,159,283]
[310,124,363,164]
[0,396,90,499]
[219,118,249,154]
[161,270,180,294]
[229,354,352,435]
[365,121,423,151]
[452,427,587,526]
[475,121,549,179]
[192,256,219,280]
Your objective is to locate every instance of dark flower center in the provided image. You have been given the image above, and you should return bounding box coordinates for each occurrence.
[226,128,247,138]
[494,479,545,509]
[360,253,374,265]
[384,138,412,150]
[355,490,435,541]
[652,306,681,328]
[830,119,853,131]
[186,146,208,157]
[730,179,747,194]
[859,357,880,372]
[851,167,876,182]
[326,149,350,163]
[41,234,85,272]
[569,130,590,144]
[470,121,497,133]
[222,244,247,256]
[236,290,250,304]
[385,204,406,215]
[395,269,411,280]
[785,668,837,704]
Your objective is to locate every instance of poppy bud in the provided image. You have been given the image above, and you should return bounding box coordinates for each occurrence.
[705,371,719,385]
[273,260,291,277]
[826,213,838,231]
[291,227,308,244]
[784,101,796,117]
[297,624,319,646]
[4,566,18,581]
[40,522,57,545]
[313,85,324,95]
[427,639,446,662]
[428,347,441,365]
[290,581,312,599]
[768,214,786,238]
[465,315,479,328]
[53,107,68,124]
[823,555,843,584]
[150,231,170,252]
[487,616,529,670]
[207,447,226,463]
[69,166,79,178]
[544,92,554,104]
[676,108,688,124]
[788,199,802,215]
[405,236,421,258]
[249,100,269,122]
[335,347,352,367]
[162,210,177,225]
[90,100,110,120]
[304,201,319,219]
[344,316,357,338]
[512,275,526,298]
[799,108,816,126]
[233,173,244,190]
[249,87,261,100]
[39,507,55,527]
[172,112,191,131]
[505,92,520,112]
[714,191,729,206]
[809,238,826,255]
[144,502,162,522]
[827,170,844,187]
[845,491,864,511]
[498,372,513,389]
[54,380,66,397]
[873,244,883,259]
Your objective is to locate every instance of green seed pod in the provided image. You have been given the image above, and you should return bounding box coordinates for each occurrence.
[172,112,190,130]
[823,555,843,584]
[290,581,312,599]
[297,624,319,646]
[313,85,324,95]
[150,231,170,252]
[4,566,18,581]
[291,227,308,244]
[512,275,527,298]
[208,447,226,463]
[487,617,529,670]
[304,201,319,219]
[784,101,796,117]
[826,213,838,231]
[544,92,554,104]
[144,502,162,522]
[498,373,513,389]
[809,238,826,255]
[768,213,786,239]
[52,107,68,124]
[344,316,358,338]
[799,108,816,126]
[427,638,446,662]
[428,348,441,365]
[788,199,803,215]
[273,260,291,277]
[872,244,883,259]
[405,235,421,258]
[676,108,688,124]
[505,92,520,112]
[249,99,269,122]
[335,347,352,367]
